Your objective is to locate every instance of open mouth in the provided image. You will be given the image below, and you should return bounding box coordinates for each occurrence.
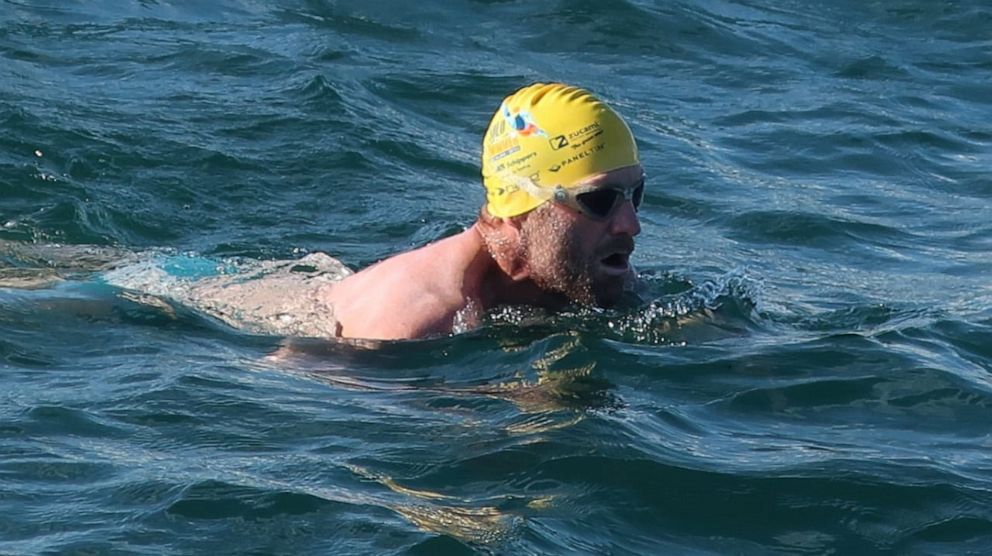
[600,252,629,271]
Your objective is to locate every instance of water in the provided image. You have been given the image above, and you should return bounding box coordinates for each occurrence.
[2,0,991,553]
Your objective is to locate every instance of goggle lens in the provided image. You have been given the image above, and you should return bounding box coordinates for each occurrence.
[576,188,621,218]
[575,182,644,219]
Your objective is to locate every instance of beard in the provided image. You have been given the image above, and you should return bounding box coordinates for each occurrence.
[519,205,627,307]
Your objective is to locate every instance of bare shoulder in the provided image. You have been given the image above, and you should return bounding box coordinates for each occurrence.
[322,231,482,340]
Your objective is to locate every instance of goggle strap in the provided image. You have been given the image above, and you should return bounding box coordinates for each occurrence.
[510,175,554,203]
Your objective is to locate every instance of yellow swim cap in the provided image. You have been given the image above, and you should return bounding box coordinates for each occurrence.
[481,83,639,218]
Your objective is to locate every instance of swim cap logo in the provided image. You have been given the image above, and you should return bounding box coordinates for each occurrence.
[550,143,605,174]
[501,102,547,138]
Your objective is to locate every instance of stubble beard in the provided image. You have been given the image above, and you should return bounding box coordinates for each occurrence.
[519,205,598,306]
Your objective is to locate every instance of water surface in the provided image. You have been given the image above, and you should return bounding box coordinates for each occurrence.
[2,0,991,553]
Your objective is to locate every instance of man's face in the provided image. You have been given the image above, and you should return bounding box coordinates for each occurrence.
[519,165,643,307]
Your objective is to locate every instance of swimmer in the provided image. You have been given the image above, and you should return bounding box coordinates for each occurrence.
[323,83,645,340]
[2,83,646,343]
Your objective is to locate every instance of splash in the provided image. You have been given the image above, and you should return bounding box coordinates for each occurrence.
[102,251,352,338]
[606,268,763,344]
[484,268,763,346]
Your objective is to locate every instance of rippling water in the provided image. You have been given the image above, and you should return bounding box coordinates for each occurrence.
[2,0,991,553]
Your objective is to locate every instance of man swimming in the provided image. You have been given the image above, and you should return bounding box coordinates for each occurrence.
[49,82,644,342]
[322,82,645,340]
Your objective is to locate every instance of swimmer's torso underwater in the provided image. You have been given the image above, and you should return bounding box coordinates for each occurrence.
[0,238,762,349]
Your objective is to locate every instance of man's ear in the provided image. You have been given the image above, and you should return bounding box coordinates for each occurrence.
[480,214,531,281]
[498,216,530,281]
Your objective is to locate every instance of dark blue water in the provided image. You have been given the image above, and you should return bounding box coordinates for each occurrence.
[2,0,991,553]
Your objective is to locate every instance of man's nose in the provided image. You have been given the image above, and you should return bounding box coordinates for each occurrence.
[610,199,641,236]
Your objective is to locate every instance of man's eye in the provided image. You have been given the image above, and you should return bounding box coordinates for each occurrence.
[577,189,621,217]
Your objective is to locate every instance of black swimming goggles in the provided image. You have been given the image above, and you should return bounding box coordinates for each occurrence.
[550,178,645,220]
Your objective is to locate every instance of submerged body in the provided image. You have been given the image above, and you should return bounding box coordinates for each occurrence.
[14,83,650,343]
[102,252,351,338]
